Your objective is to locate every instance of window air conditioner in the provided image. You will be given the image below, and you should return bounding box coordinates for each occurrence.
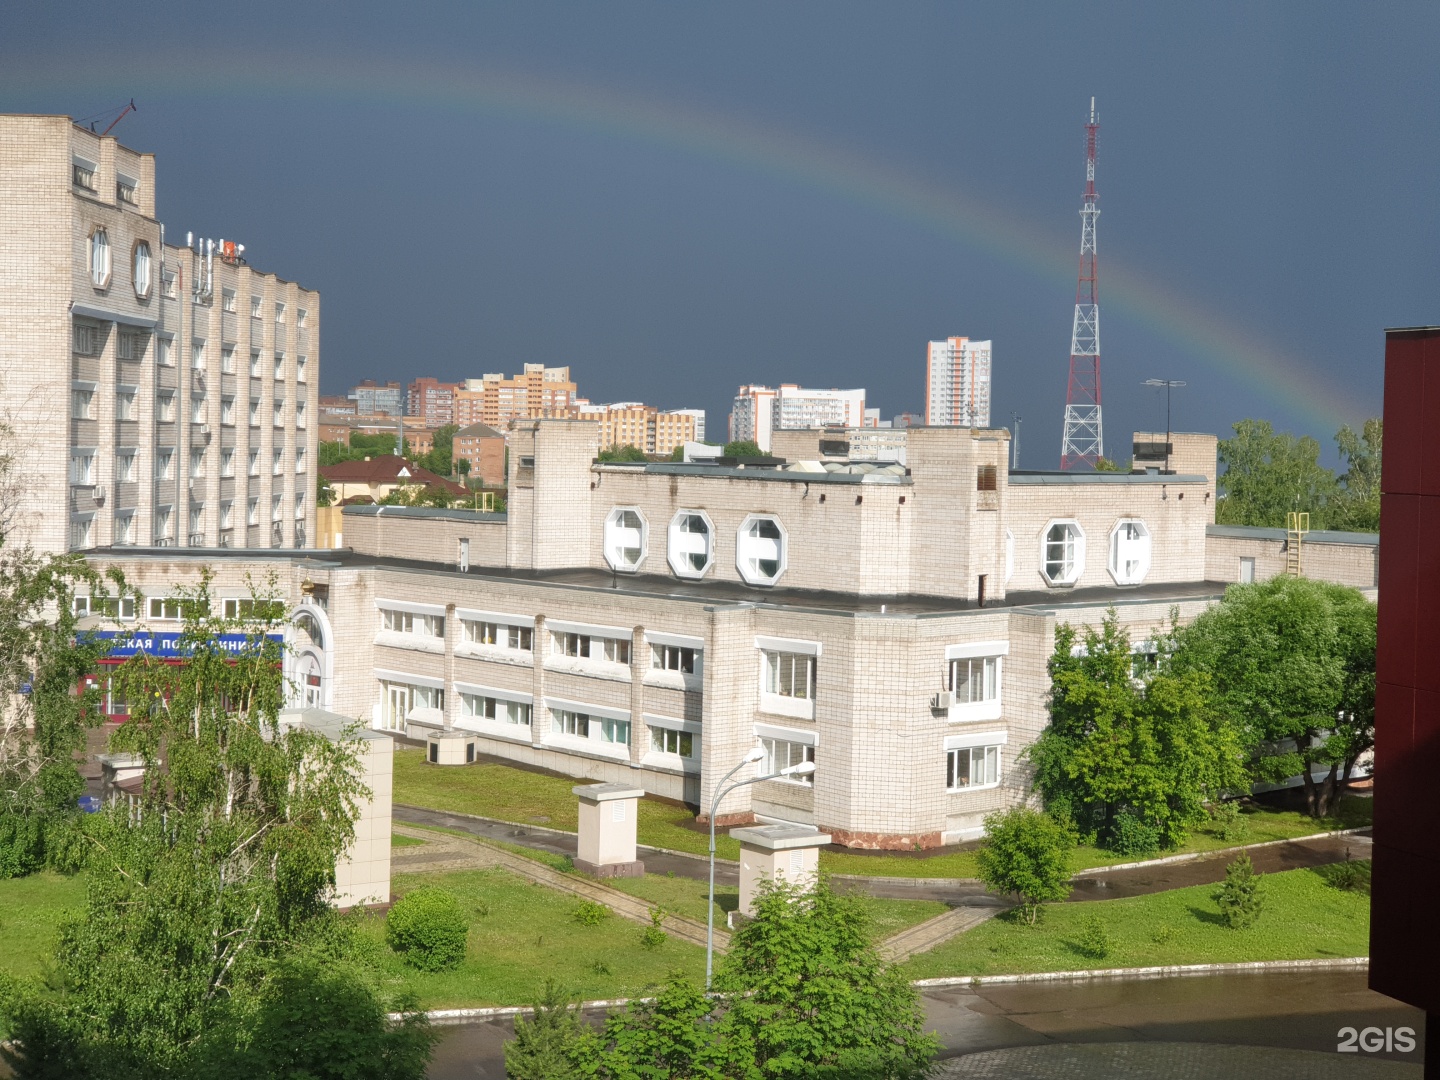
[930,691,957,710]
[92,486,106,506]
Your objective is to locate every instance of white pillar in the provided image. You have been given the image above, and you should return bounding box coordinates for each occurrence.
[574,783,645,878]
[732,825,831,916]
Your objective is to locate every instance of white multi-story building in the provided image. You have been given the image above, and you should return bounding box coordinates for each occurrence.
[84,419,1378,849]
[0,114,319,552]
[729,384,867,453]
[926,337,992,427]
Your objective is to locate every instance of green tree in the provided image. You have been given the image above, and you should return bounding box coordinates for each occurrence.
[974,807,1074,924]
[1093,456,1120,472]
[722,440,764,459]
[711,878,937,1078]
[317,472,335,508]
[1027,611,1246,849]
[668,445,685,462]
[597,444,648,463]
[1,573,379,1077]
[455,457,471,478]
[506,981,588,1080]
[1169,575,1375,817]
[1329,418,1382,532]
[418,424,459,476]
[576,975,725,1079]
[1215,852,1265,929]
[1215,419,1337,527]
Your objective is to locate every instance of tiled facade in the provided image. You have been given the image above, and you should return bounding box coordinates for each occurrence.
[82,418,1378,849]
[0,114,318,553]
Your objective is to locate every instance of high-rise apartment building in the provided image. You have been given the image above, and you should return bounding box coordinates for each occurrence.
[729,384,866,453]
[0,114,319,553]
[925,337,992,427]
[453,365,578,427]
[406,377,457,425]
[349,379,403,417]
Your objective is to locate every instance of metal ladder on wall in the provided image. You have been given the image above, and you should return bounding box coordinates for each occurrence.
[1286,511,1310,576]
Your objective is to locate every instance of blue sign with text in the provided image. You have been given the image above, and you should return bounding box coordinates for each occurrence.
[87,631,284,659]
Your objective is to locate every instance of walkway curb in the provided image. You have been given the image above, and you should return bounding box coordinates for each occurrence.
[1069,828,1371,876]
[913,955,1369,988]
[396,957,1371,1023]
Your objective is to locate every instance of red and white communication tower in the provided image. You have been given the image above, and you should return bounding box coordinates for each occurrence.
[1059,97,1103,470]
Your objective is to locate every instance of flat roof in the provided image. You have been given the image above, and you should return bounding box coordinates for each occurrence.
[1009,471,1208,485]
[88,544,1231,621]
[1205,524,1379,546]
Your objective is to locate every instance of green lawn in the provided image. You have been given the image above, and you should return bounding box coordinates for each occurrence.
[394,749,1372,880]
[0,871,89,981]
[902,864,1371,980]
[361,867,706,1009]
[391,833,427,848]
[599,871,948,936]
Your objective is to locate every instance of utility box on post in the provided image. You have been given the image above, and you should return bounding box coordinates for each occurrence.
[573,783,645,878]
[731,825,831,918]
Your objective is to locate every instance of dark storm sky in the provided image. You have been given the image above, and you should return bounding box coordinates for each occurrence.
[4,2,1436,465]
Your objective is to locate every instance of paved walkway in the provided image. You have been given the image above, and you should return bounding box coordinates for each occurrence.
[930,1041,1418,1078]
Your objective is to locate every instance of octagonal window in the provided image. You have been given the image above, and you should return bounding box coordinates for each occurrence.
[1109,519,1151,585]
[1041,520,1085,586]
[737,514,786,586]
[604,507,647,572]
[668,509,714,578]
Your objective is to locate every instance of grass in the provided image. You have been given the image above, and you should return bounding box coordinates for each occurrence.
[360,866,705,1008]
[394,749,1373,880]
[901,863,1372,980]
[599,871,948,936]
[0,871,89,981]
[391,833,427,848]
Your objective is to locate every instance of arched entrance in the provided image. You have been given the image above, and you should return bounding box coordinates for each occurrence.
[288,604,334,710]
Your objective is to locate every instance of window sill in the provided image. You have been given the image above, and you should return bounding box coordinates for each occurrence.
[545,657,631,683]
[758,775,814,789]
[758,693,814,721]
[454,717,532,743]
[543,734,630,761]
[456,644,533,667]
[374,630,444,654]
[948,700,1003,723]
[644,670,702,693]
[946,781,1001,795]
[640,750,700,774]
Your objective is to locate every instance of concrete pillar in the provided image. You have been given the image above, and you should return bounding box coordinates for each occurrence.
[573,783,645,878]
[531,614,549,746]
[731,825,831,916]
[629,624,646,767]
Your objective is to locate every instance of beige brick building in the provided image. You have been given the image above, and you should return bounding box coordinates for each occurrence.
[79,418,1379,851]
[0,114,318,553]
[579,401,700,457]
[454,365,578,427]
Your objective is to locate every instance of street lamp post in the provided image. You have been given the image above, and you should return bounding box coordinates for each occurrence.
[705,750,817,989]
[1142,379,1186,473]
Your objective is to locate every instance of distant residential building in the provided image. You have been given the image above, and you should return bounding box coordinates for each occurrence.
[407,377,458,425]
[454,365,577,427]
[319,395,356,417]
[319,455,466,504]
[580,402,699,457]
[925,337,992,427]
[670,408,706,443]
[894,412,924,428]
[729,384,866,453]
[349,379,403,417]
[453,423,506,487]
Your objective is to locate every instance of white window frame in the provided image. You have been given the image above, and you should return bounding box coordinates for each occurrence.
[70,449,96,486]
[221,288,237,313]
[132,241,151,298]
[156,448,174,480]
[154,506,173,541]
[1004,527,1015,584]
[89,228,111,288]
[1108,518,1151,586]
[943,729,1007,792]
[156,390,175,423]
[645,631,704,689]
[250,350,261,377]
[272,448,284,475]
[221,396,235,426]
[72,382,96,420]
[295,446,306,473]
[458,611,535,659]
[1040,519,1085,586]
[455,682,534,739]
[189,448,206,479]
[666,509,714,579]
[192,340,206,371]
[247,498,259,526]
[247,449,260,477]
[756,637,820,720]
[737,514,787,586]
[297,355,308,382]
[754,726,816,786]
[249,398,260,427]
[191,394,207,424]
[221,346,236,374]
[603,506,648,573]
[219,500,233,529]
[943,641,1007,721]
[116,387,137,421]
[251,296,263,319]
[113,513,134,546]
[116,450,136,483]
[157,336,174,366]
[545,698,631,756]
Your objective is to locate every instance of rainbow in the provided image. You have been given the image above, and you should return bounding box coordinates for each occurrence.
[4,54,1368,430]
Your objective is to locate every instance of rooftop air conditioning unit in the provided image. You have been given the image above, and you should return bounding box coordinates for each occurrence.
[930,691,957,710]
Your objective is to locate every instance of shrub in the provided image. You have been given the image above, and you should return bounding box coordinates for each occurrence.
[1318,855,1371,894]
[975,807,1074,925]
[0,813,45,879]
[43,815,92,874]
[640,907,667,949]
[505,980,587,1080]
[1076,914,1112,960]
[386,887,469,971]
[1209,801,1250,843]
[1106,810,1161,858]
[572,901,611,926]
[1216,853,1265,929]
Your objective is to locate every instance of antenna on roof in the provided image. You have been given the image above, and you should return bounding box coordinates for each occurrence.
[100,100,137,137]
